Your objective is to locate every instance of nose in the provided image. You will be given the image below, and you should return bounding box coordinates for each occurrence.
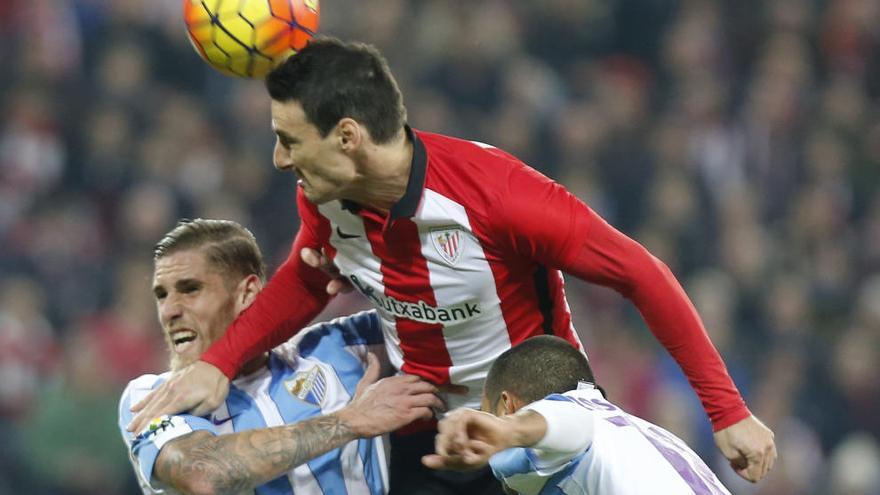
[273,140,293,171]
[158,293,184,327]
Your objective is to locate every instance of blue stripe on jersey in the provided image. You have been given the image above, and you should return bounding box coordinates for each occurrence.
[543,394,574,403]
[358,437,384,494]
[120,375,221,489]
[267,354,347,495]
[135,440,161,484]
[117,375,166,436]
[226,383,294,495]
[491,447,589,495]
[299,312,383,356]
[297,315,379,396]
[490,447,535,478]
[537,451,587,495]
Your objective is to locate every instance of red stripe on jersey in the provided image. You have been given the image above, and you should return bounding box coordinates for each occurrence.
[363,217,453,385]
[419,132,581,352]
[468,218,581,349]
[545,267,578,341]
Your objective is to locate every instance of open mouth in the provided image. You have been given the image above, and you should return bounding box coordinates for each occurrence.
[294,169,309,187]
[170,329,198,353]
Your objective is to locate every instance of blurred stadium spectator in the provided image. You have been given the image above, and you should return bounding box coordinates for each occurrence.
[1,0,878,493]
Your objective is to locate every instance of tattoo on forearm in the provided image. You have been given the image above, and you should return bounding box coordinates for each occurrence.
[156,414,355,494]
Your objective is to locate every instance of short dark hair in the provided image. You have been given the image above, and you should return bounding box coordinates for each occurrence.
[265,37,406,144]
[153,219,266,284]
[484,336,597,407]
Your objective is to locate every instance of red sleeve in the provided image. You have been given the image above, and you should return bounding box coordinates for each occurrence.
[200,188,332,378]
[491,165,591,265]
[495,166,750,431]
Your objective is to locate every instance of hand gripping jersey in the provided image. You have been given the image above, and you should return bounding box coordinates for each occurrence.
[118,311,388,495]
[202,127,749,430]
[490,384,732,495]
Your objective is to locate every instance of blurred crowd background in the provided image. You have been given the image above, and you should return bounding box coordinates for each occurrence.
[1,0,879,493]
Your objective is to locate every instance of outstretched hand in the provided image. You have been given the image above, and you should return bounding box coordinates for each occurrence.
[339,353,445,438]
[422,408,513,471]
[127,360,230,434]
[714,415,777,482]
[301,247,352,295]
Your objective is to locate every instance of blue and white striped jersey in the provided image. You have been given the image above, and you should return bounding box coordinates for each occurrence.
[118,311,388,495]
[490,384,731,495]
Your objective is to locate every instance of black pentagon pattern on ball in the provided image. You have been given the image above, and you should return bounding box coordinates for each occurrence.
[190,0,315,77]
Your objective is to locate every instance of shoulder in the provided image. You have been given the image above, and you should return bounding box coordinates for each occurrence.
[417,130,530,181]
[272,310,383,363]
[416,129,568,221]
[298,310,383,353]
[119,373,170,415]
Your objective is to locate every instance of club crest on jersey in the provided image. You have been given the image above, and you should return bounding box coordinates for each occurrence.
[430,227,465,265]
[284,366,327,407]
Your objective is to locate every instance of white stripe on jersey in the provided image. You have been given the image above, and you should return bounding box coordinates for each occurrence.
[494,388,731,495]
[339,440,371,495]
[415,189,511,410]
[234,366,316,491]
[319,201,404,375]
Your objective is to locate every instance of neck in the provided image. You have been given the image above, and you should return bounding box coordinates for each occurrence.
[344,128,413,214]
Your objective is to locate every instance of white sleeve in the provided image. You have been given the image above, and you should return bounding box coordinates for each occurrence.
[519,397,594,471]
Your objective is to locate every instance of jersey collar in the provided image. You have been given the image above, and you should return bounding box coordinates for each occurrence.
[340,125,426,220]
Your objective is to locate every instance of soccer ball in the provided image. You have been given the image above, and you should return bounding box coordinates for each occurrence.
[183,0,319,78]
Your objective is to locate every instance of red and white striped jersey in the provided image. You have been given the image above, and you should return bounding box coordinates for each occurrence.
[204,127,750,431]
[297,128,586,410]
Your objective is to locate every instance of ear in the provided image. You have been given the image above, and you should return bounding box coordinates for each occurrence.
[500,390,523,416]
[233,274,263,314]
[336,118,363,151]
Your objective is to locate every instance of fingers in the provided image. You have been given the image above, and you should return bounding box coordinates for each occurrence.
[127,383,172,432]
[436,411,471,458]
[130,387,157,413]
[424,437,492,471]
[753,440,777,482]
[421,453,469,471]
[767,441,777,474]
[327,278,351,295]
[301,247,352,294]
[421,454,447,469]
[353,353,381,399]
[300,247,323,268]
[363,352,380,384]
[191,397,220,417]
[408,391,445,411]
[128,392,171,433]
[437,383,469,395]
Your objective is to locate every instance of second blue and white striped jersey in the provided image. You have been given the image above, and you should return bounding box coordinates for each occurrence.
[490,383,731,495]
[118,310,388,495]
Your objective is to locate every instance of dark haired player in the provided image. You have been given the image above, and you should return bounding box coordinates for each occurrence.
[424,336,735,494]
[130,38,776,493]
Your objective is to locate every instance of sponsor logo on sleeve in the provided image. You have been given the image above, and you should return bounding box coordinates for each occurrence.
[136,415,193,449]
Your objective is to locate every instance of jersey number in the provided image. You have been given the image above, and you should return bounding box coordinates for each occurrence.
[605,415,728,494]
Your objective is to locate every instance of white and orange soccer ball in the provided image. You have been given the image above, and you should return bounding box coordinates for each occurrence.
[183,0,319,78]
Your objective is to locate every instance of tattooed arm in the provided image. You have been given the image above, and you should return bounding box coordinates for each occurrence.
[155,413,355,495]
[153,363,443,495]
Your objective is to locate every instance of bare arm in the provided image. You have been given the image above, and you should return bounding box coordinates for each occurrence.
[156,413,355,495]
[423,409,548,471]
[154,355,443,494]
